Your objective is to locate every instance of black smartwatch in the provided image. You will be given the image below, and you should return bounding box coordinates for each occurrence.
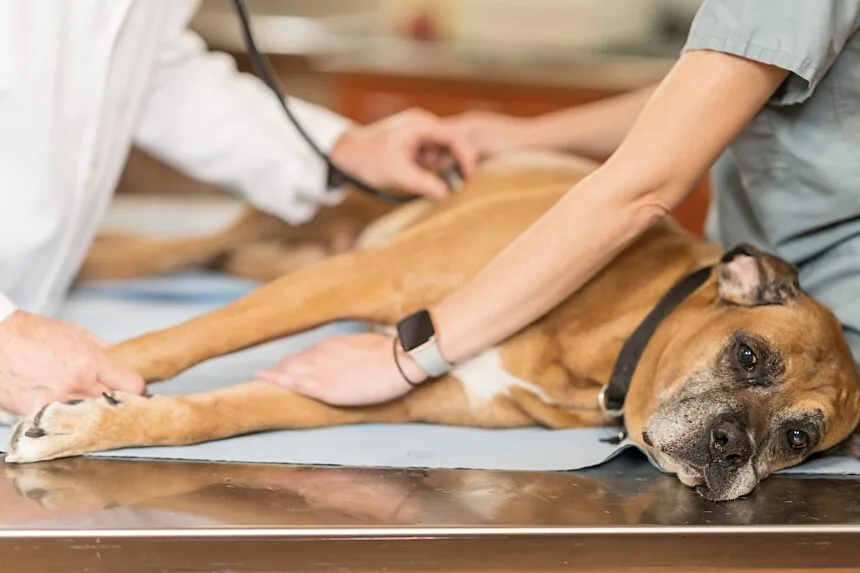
[395,309,452,378]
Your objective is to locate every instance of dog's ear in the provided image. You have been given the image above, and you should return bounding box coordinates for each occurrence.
[716,243,800,306]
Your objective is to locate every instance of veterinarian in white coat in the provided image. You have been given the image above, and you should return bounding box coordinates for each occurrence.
[0,1,475,416]
[267,0,860,404]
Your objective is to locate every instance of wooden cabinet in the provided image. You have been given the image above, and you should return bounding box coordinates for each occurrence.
[330,72,621,122]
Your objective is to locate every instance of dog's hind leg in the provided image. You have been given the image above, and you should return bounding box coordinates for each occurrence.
[79,232,243,281]
[106,188,564,384]
[78,206,292,281]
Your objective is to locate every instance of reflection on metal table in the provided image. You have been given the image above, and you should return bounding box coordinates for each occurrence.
[2,450,860,572]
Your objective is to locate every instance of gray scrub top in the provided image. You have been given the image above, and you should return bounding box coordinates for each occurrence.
[681,0,860,357]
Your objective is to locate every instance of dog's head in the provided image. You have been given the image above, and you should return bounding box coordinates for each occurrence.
[624,244,860,501]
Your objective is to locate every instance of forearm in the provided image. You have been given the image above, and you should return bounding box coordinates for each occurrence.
[432,160,658,362]
[431,51,788,364]
[522,84,658,157]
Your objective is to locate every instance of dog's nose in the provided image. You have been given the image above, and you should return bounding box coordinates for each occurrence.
[708,416,752,468]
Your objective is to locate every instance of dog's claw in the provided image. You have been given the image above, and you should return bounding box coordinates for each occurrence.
[24,487,48,502]
[24,427,45,439]
[5,391,144,464]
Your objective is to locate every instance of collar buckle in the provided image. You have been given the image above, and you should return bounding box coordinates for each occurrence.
[597,384,625,419]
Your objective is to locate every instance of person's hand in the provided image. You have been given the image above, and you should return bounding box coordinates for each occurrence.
[443,110,534,158]
[330,108,477,201]
[257,332,427,406]
[0,310,146,416]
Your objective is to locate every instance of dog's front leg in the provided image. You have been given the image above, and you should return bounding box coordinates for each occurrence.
[4,381,406,463]
[105,191,559,384]
[105,250,407,382]
[4,369,535,464]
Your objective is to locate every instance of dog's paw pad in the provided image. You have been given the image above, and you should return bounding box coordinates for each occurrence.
[4,392,140,464]
[23,427,46,439]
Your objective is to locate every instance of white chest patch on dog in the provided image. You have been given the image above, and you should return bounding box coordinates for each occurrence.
[371,324,548,408]
[451,348,549,408]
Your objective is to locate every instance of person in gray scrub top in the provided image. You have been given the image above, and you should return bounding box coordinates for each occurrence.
[259,0,860,406]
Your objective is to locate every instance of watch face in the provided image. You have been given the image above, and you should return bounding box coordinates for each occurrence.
[397,309,435,352]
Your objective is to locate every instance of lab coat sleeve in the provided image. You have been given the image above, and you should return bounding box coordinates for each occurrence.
[132,10,354,225]
[682,0,860,105]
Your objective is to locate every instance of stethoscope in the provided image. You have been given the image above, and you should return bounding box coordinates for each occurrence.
[232,0,460,205]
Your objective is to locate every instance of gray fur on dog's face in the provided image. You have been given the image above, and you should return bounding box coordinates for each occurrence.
[627,244,860,502]
[644,331,827,501]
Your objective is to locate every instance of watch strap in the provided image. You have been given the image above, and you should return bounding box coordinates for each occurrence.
[409,338,453,378]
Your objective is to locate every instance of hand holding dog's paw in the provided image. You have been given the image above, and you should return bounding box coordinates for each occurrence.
[0,310,145,416]
[257,333,426,406]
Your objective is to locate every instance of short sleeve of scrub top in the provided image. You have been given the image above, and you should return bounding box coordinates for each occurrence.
[677,0,860,357]
[683,0,860,104]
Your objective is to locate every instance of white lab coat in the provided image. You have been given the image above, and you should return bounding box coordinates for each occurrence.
[0,0,353,323]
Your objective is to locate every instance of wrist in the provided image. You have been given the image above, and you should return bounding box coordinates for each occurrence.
[428,304,467,364]
[515,116,551,149]
[528,111,587,152]
[393,308,454,383]
[393,339,430,386]
[330,129,370,183]
[329,129,352,164]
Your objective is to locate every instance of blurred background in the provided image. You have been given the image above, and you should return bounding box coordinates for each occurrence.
[116,0,709,235]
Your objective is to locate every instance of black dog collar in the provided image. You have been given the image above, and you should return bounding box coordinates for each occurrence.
[599,265,714,418]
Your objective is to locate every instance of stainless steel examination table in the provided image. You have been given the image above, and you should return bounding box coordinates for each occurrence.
[1,451,859,572]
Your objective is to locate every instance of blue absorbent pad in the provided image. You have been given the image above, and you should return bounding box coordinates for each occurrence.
[0,271,857,476]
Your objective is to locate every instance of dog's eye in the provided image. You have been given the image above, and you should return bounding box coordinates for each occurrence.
[737,344,758,371]
[786,429,810,450]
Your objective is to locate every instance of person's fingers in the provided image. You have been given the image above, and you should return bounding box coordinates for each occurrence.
[393,163,451,200]
[421,123,478,178]
[16,388,55,417]
[417,144,452,171]
[273,354,314,374]
[256,369,283,384]
[89,333,111,349]
[51,383,113,408]
[97,367,146,394]
[259,370,326,400]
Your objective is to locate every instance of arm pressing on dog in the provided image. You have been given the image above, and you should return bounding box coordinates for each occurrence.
[259,50,788,405]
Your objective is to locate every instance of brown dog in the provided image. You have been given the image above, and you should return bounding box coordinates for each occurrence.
[4,150,860,502]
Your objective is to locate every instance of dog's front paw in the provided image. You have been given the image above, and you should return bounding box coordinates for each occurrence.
[4,392,145,464]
